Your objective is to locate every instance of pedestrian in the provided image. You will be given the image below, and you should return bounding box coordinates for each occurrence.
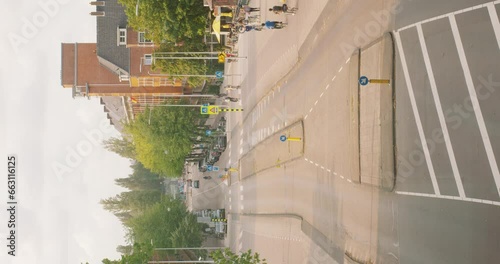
[242,5,260,13]
[262,21,286,29]
[269,4,285,14]
[269,4,297,15]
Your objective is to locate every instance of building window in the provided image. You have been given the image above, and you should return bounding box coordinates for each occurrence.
[117,28,127,46]
[144,54,152,65]
[138,32,152,43]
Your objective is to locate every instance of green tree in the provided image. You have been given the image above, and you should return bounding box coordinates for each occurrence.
[126,198,203,248]
[210,249,267,264]
[119,0,209,44]
[103,137,136,159]
[103,242,153,264]
[124,102,205,176]
[115,162,163,192]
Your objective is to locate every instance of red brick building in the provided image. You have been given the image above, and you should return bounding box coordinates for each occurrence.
[61,0,191,119]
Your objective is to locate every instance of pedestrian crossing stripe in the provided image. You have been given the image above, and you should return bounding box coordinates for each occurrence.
[220,108,243,112]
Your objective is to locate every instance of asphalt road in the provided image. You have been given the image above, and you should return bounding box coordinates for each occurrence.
[205,0,500,263]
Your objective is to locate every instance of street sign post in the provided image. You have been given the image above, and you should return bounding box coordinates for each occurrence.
[200,105,220,115]
[218,52,226,63]
[359,76,369,86]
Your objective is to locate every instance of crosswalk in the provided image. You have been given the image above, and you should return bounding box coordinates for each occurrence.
[394,0,500,206]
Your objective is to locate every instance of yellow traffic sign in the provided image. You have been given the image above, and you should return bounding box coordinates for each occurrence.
[218,52,226,63]
[201,105,220,115]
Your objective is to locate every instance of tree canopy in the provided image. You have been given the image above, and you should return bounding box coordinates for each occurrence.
[119,0,209,44]
[123,102,206,176]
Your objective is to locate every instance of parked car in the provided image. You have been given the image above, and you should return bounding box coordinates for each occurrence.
[193,180,200,188]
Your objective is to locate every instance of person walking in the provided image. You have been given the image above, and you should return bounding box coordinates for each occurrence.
[269,4,297,15]
[242,5,260,13]
[262,21,286,29]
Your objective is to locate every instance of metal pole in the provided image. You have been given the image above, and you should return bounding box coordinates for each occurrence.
[148,71,217,78]
[154,57,219,60]
[154,52,220,55]
[148,261,215,264]
[154,247,225,251]
[153,94,217,98]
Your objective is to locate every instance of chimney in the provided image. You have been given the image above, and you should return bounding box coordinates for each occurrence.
[90,1,105,6]
[90,11,105,16]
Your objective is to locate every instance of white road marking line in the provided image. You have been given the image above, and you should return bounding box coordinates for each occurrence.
[487,2,500,50]
[320,92,324,98]
[340,175,345,179]
[309,161,314,164]
[325,84,330,90]
[326,169,331,173]
[333,172,337,175]
[338,66,343,72]
[450,15,500,196]
[332,76,336,81]
[240,185,243,191]
[347,179,352,183]
[315,163,319,167]
[229,190,231,195]
[396,0,500,32]
[309,108,313,113]
[346,58,351,63]
[304,114,308,120]
[396,191,500,207]
[240,195,244,200]
[395,31,441,195]
[305,158,309,161]
[321,166,325,170]
[417,24,466,198]
[314,100,318,106]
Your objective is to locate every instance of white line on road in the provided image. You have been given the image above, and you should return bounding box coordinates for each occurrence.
[346,58,351,63]
[309,108,313,113]
[396,191,500,207]
[487,2,500,50]
[320,92,324,98]
[396,0,500,32]
[347,179,352,183]
[332,76,336,81]
[325,84,330,90]
[326,169,331,173]
[304,114,308,120]
[394,31,441,195]
[450,14,500,197]
[314,100,318,106]
[417,24,466,198]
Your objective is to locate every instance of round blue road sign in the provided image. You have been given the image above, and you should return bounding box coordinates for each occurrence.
[359,76,369,86]
[280,135,287,142]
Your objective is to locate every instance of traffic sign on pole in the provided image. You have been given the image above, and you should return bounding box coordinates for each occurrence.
[359,76,369,86]
[200,105,220,115]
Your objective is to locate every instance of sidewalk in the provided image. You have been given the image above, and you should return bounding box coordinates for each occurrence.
[358,32,395,191]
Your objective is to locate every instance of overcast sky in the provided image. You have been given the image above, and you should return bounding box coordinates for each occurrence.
[1,1,132,263]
